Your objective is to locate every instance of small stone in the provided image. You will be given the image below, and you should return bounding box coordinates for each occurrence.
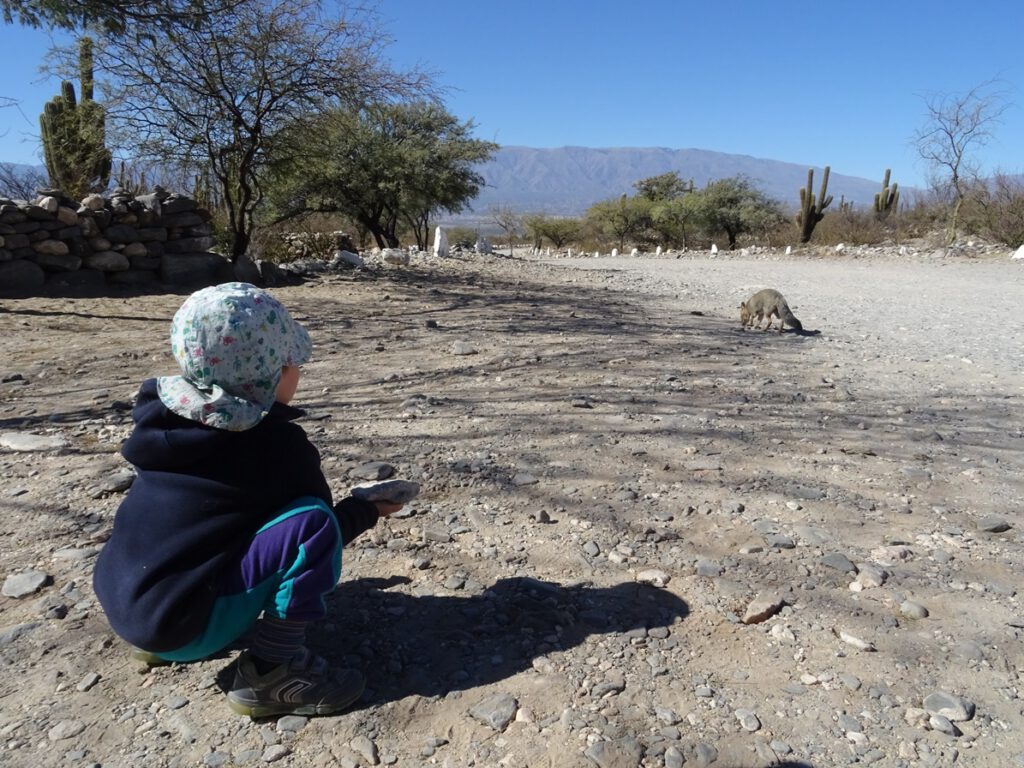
[0,432,68,451]
[839,673,862,691]
[735,708,761,731]
[976,515,1011,533]
[684,459,722,471]
[900,600,929,619]
[76,673,101,692]
[636,569,670,587]
[276,715,308,733]
[765,533,796,549]
[350,734,379,765]
[468,692,518,731]
[350,461,394,481]
[451,341,477,356]
[821,552,857,573]
[2,570,52,598]
[929,714,960,736]
[262,744,291,762]
[743,591,786,624]
[695,559,723,577]
[924,691,975,722]
[583,736,644,767]
[48,720,86,740]
[99,468,136,493]
[770,624,795,643]
[835,629,876,651]
[855,563,887,588]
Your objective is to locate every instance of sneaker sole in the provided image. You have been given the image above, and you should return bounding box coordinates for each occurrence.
[226,682,365,719]
[130,648,172,667]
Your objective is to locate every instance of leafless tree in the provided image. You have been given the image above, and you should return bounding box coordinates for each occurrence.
[83,0,426,261]
[0,161,47,198]
[912,80,1011,244]
[491,206,521,257]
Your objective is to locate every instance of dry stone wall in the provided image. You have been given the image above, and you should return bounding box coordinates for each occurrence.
[0,187,230,293]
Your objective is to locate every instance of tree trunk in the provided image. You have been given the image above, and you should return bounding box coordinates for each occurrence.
[947,195,964,245]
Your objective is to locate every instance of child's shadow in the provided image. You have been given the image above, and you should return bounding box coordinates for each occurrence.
[218,576,689,709]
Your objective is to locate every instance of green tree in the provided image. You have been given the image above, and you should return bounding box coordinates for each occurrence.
[85,0,423,261]
[523,214,581,249]
[267,101,495,250]
[695,176,782,249]
[648,195,700,249]
[634,171,692,201]
[586,194,651,250]
[913,80,1010,244]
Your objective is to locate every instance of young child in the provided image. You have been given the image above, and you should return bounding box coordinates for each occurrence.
[93,282,408,718]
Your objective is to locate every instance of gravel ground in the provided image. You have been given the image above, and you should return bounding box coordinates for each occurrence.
[1,246,1022,768]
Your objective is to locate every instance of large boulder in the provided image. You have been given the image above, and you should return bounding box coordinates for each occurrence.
[160,253,228,286]
[33,252,82,272]
[84,251,130,272]
[0,259,45,291]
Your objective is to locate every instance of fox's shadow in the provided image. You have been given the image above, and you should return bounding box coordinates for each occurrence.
[309,576,689,707]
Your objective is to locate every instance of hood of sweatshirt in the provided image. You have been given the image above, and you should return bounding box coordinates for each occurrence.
[122,378,305,471]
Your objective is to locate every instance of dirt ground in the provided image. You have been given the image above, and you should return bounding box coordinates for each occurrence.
[0,246,1022,768]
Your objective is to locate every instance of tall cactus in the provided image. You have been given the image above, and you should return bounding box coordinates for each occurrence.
[796,166,832,243]
[39,37,112,199]
[874,168,899,220]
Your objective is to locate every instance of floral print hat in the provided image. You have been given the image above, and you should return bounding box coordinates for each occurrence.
[157,282,313,431]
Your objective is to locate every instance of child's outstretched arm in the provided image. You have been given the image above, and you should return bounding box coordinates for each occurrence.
[336,478,419,545]
[332,497,382,548]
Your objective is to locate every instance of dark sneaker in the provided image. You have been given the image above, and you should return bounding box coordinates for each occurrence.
[130,647,171,667]
[227,649,365,718]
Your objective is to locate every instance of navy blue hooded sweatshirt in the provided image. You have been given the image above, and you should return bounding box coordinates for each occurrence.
[93,379,378,652]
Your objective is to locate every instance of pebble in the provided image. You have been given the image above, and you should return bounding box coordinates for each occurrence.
[636,569,670,587]
[743,591,786,624]
[350,735,379,764]
[923,691,975,722]
[262,744,291,762]
[48,720,86,741]
[583,736,644,768]
[76,673,101,692]
[735,708,761,731]
[2,570,52,598]
[976,515,1011,533]
[855,563,887,587]
[468,692,518,731]
[350,461,394,481]
[900,600,929,619]
[0,432,68,451]
[99,468,136,493]
[821,552,858,573]
[765,533,796,549]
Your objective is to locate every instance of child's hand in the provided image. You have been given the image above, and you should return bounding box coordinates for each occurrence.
[375,500,405,518]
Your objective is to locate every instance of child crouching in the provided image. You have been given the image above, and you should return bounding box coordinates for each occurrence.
[93,282,406,717]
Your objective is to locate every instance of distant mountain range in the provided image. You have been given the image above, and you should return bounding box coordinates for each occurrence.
[4,148,895,221]
[463,146,892,219]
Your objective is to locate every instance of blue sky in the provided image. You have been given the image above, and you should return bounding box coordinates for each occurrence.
[2,1,1022,190]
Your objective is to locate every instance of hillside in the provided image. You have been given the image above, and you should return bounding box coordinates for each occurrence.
[5,149,891,222]
[464,146,888,218]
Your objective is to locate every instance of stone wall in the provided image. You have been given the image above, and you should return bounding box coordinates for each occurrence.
[0,187,230,293]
